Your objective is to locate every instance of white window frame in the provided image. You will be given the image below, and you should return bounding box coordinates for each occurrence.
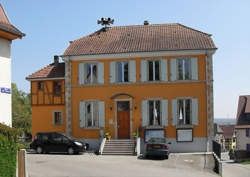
[147,99,162,127]
[177,58,191,80]
[148,60,160,81]
[177,98,192,125]
[85,63,98,84]
[85,101,99,128]
[52,110,63,126]
[117,61,129,83]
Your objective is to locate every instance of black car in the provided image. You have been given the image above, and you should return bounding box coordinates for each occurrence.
[30,132,89,154]
[145,137,170,159]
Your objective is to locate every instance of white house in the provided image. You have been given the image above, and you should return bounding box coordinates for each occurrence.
[0,3,25,126]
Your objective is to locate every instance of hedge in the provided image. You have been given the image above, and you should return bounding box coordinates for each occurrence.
[0,123,18,177]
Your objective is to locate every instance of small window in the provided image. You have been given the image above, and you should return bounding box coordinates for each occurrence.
[38,82,44,90]
[177,99,191,125]
[117,62,129,82]
[148,100,161,126]
[148,60,160,81]
[177,59,191,80]
[246,129,250,137]
[85,101,99,127]
[53,111,63,125]
[246,113,250,120]
[53,81,61,95]
[247,144,250,151]
[86,63,97,84]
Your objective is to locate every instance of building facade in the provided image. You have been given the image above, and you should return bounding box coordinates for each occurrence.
[235,96,250,151]
[0,3,24,126]
[27,23,217,152]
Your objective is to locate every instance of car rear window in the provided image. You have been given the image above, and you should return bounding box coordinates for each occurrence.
[148,138,166,144]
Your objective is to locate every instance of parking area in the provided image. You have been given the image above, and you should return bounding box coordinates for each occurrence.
[26,152,218,177]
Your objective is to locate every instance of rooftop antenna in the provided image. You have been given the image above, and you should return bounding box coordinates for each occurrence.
[97,17,114,28]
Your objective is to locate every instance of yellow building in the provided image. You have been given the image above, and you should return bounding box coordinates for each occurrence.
[26,23,217,153]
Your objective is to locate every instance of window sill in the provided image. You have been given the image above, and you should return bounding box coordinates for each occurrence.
[146,126,164,129]
[83,127,100,130]
[176,124,194,129]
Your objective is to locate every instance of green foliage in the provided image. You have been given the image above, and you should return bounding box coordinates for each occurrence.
[240,160,250,165]
[0,123,18,177]
[12,83,32,137]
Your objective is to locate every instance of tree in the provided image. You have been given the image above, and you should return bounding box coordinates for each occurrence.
[11,83,31,138]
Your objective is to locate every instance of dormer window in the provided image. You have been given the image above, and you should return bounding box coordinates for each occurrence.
[53,81,61,95]
[38,82,44,90]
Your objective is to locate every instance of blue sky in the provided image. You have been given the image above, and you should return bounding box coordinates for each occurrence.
[1,0,250,118]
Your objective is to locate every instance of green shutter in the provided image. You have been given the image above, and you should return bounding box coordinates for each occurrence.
[79,101,85,128]
[161,99,168,126]
[192,98,198,125]
[129,60,136,82]
[141,100,148,126]
[99,101,105,128]
[170,59,177,81]
[171,99,177,126]
[78,63,84,85]
[97,62,104,84]
[160,59,168,81]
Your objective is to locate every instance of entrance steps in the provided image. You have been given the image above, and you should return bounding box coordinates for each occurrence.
[102,139,135,155]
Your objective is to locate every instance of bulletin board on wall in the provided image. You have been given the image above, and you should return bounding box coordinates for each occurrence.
[176,129,193,142]
[144,129,165,142]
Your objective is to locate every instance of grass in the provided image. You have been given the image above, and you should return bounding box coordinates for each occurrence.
[239,160,250,165]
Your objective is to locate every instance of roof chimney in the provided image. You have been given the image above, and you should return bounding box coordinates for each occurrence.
[54,55,59,67]
[144,20,149,25]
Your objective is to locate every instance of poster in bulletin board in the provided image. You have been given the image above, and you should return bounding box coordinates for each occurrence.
[144,129,165,142]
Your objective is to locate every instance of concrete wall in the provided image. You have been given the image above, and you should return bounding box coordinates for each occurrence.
[0,37,11,126]
[236,129,250,150]
[140,137,207,154]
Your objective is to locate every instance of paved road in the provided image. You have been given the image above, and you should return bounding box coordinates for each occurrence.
[27,152,218,177]
[222,162,250,177]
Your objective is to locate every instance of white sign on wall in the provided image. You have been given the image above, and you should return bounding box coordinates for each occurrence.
[144,129,165,142]
[177,129,193,142]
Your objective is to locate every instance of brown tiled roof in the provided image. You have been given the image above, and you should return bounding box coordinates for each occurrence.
[0,3,25,38]
[26,63,65,80]
[63,23,217,56]
[235,95,250,128]
[219,125,235,139]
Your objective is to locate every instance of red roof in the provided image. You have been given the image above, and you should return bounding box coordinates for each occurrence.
[63,23,216,56]
[26,63,65,80]
[0,3,25,38]
[219,125,235,139]
[235,95,250,129]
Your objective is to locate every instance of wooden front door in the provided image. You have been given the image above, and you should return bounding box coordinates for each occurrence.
[117,101,130,139]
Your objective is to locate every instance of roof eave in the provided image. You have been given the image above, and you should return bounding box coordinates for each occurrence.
[0,24,25,38]
[26,77,65,81]
[61,48,217,61]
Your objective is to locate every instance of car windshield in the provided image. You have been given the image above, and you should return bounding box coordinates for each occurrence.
[148,138,166,144]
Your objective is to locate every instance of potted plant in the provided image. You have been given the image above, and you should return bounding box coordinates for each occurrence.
[105,131,111,141]
[132,132,137,140]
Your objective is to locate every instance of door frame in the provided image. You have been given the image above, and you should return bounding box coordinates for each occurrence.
[114,98,132,139]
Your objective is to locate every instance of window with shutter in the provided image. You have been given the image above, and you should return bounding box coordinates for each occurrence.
[117,61,129,82]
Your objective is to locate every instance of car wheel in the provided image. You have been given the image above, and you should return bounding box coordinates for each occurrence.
[165,155,169,159]
[36,146,43,154]
[68,147,74,155]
